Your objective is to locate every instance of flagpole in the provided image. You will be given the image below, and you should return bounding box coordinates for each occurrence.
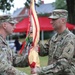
[28,0,40,75]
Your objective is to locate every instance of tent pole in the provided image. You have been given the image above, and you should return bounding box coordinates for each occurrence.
[41,31,44,43]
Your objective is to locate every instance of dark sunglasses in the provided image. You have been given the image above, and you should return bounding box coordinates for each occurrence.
[9,22,15,26]
[52,18,59,21]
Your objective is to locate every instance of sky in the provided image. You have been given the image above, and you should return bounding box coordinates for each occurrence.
[0,0,55,15]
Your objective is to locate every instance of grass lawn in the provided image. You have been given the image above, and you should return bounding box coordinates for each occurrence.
[16,56,48,75]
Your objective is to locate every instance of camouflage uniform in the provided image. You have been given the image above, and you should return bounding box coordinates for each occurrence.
[0,35,28,75]
[37,28,75,75]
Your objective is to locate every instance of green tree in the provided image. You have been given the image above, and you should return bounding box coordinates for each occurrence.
[0,0,14,12]
[54,0,75,24]
[24,0,30,8]
[66,0,75,24]
[37,0,42,5]
[54,0,67,9]
[25,0,39,9]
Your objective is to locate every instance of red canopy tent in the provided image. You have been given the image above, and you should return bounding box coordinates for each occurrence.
[39,17,54,31]
[14,17,75,32]
[14,18,29,32]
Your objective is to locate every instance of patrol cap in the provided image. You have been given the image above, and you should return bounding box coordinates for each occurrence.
[0,15,18,24]
[49,9,68,19]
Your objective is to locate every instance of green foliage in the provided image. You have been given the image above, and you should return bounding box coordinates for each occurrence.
[66,0,75,24]
[0,0,14,12]
[24,0,31,8]
[24,0,39,9]
[12,33,26,40]
[54,0,67,9]
[38,13,50,17]
[43,31,55,40]
[37,0,42,5]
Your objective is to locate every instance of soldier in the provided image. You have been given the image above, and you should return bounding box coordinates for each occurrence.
[35,9,75,75]
[0,15,28,75]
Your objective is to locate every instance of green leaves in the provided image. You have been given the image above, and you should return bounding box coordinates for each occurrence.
[54,0,67,9]
[24,0,39,9]
[0,0,14,12]
[24,0,31,8]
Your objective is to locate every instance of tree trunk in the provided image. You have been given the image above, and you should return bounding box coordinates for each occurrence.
[66,0,75,24]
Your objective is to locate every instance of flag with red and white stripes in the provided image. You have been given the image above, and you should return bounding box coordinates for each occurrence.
[28,0,40,70]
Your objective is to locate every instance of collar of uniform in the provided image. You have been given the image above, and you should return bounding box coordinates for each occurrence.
[57,28,69,36]
[52,28,69,42]
[0,35,8,46]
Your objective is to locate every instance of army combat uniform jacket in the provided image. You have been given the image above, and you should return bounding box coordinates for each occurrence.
[37,29,75,75]
[0,36,28,75]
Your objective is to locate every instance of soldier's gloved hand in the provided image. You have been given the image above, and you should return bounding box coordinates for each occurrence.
[31,67,38,74]
[35,67,46,75]
[35,64,55,75]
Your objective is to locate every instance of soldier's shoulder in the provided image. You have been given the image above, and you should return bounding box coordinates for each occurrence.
[67,31,75,39]
[64,31,75,44]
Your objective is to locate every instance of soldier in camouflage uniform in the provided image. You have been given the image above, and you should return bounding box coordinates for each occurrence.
[0,15,28,75]
[35,9,75,75]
